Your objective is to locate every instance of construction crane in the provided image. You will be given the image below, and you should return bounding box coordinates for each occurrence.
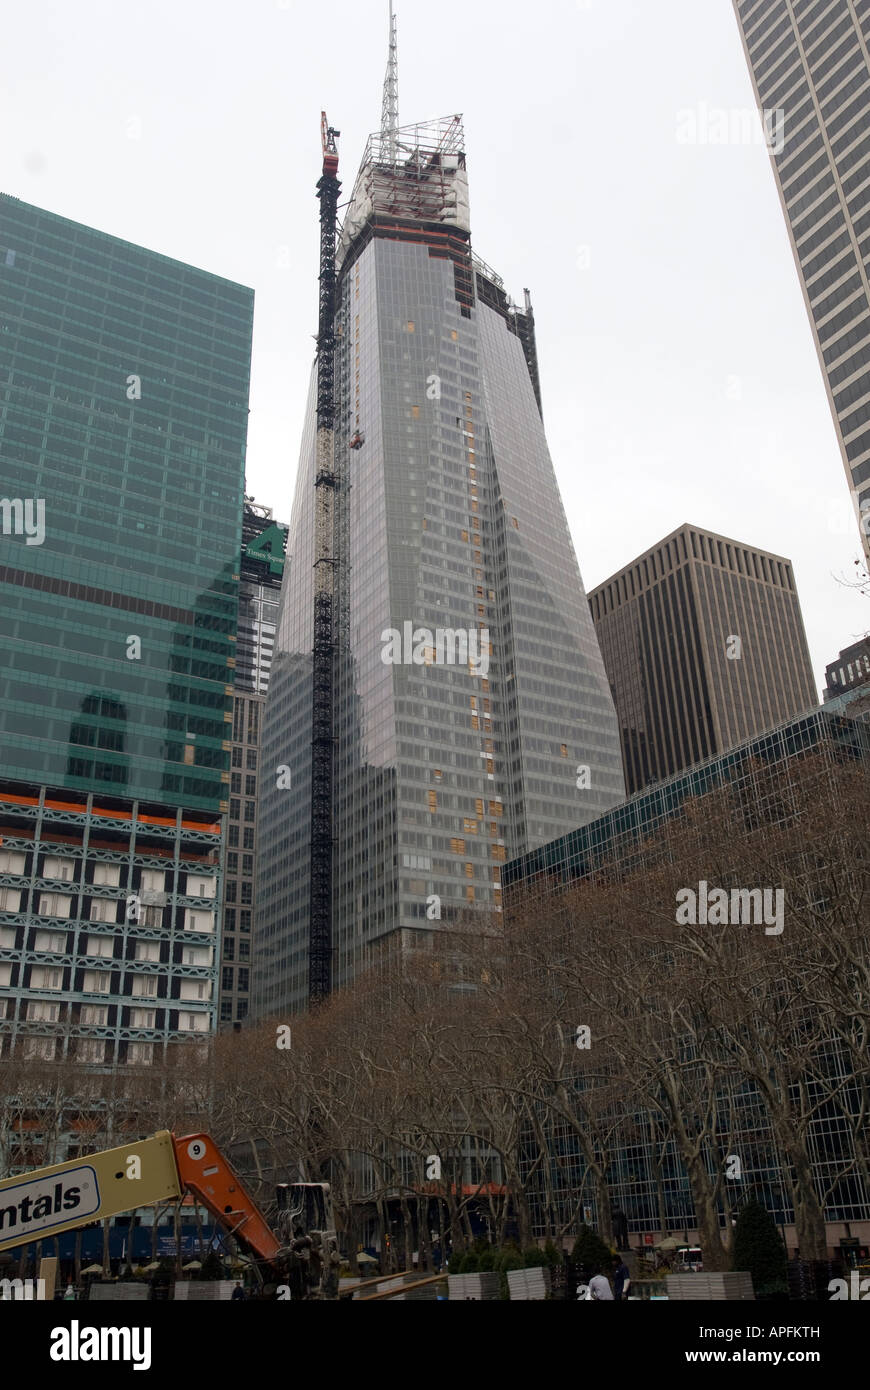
[308,114,341,1004]
[0,1130,337,1298]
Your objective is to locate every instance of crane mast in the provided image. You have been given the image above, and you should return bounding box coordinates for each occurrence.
[308,114,341,1004]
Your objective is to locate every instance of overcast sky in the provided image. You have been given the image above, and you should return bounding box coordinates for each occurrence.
[2,0,866,697]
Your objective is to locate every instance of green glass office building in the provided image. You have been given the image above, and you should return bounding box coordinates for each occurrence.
[0,194,253,1067]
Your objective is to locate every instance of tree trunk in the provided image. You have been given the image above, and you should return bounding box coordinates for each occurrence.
[685,1155,729,1271]
[782,1143,828,1261]
[400,1195,414,1272]
[593,1168,614,1247]
[173,1204,183,1281]
[376,1197,391,1272]
[126,1209,139,1273]
[417,1197,432,1273]
[194,1203,205,1259]
[345,1199,360,1276]
[436,1197,447,1265]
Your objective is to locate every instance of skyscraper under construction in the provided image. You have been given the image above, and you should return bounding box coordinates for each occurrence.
[253,19,624,1016]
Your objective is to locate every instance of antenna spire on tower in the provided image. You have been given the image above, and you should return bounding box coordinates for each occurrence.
[381,1,399,164]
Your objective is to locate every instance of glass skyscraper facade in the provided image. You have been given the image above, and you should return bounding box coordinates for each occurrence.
[254,117,624,1017]
[733,0,870,566]
[0,194,251,805]
[0,194,253,1064]
[505,686,870,1245]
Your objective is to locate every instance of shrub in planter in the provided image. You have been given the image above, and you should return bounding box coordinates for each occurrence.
[477,1248,496,1271]
[200,1251,224,1281]
[461,1250,479,1274]
[733,1200,788,1299]
[497,1248,525,1300]
[523,1246,546,1268]
[570,1225,612,1280]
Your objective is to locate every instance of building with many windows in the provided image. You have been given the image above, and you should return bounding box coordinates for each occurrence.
[253,102,624,1017]
[588,524,817,796]
[824,633,870,699]
[0,194,253,1063]
[219,502,286,1026]
[733,0,870,564]
[506,684,870,1247]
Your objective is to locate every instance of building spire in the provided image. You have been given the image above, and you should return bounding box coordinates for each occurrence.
[381,1,399,164]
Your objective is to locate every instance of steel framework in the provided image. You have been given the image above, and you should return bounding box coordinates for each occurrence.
[308,117,341,1004]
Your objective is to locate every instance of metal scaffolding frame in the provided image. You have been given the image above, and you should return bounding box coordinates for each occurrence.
[308,119,342,1004]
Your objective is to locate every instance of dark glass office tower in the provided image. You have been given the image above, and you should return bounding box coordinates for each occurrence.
[589,524,818,796]
[0,195,253,1065]
[254,116,624,1017]
[733,0,870,566]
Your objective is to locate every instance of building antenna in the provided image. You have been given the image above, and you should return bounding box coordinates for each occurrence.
[381,0,399,164]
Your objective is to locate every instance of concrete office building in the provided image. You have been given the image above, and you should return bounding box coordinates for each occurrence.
[588,524,817,796]
[824,633,870,698]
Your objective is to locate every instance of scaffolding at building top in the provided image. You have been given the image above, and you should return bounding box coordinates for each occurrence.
[339,116,470,265]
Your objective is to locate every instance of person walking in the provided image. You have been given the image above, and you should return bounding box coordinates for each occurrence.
[613,1257,631,1301]
[588,1267,614,1301]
